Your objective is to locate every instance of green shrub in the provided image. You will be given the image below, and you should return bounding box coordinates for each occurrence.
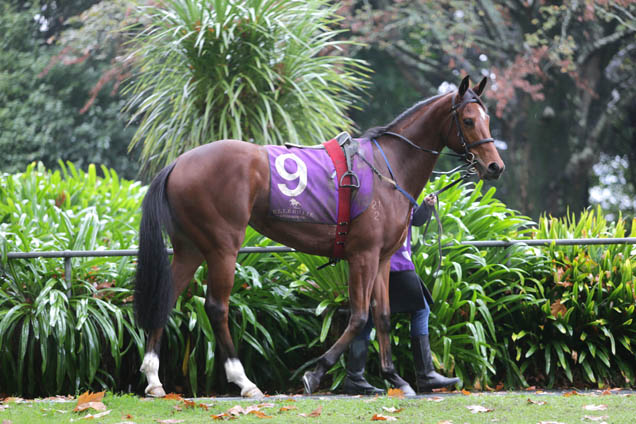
[0,162,145,396]
[507,208,636,388]
[2,164,635,396]
[0,162,323,396]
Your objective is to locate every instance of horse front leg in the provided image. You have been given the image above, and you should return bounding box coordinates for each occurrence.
[303,253,378,394]
[371,261,416,396]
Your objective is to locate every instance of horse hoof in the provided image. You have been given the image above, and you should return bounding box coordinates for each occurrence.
[145,384,166,398]
[242,386,264,399]
[399,384,416,397]
[302,371,319,395]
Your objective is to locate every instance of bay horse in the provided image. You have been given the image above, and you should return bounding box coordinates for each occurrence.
[134,76,504,398]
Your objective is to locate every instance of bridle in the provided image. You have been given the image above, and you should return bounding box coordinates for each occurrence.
[381,90,494,167]
[449,91,495,161]
[374,90,496,199]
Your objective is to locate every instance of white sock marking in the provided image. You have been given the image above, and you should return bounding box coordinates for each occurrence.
[224,358,259,396]
[141,352,162,389]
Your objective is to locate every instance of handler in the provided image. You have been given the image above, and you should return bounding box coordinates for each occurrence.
[343,194,460,395]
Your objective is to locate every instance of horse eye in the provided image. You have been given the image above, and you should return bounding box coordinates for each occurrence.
[463,118,474,126]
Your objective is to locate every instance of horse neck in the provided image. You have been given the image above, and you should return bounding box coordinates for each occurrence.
[379,93,452,200]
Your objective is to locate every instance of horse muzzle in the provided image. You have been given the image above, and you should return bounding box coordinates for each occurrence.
[474,159,505,180]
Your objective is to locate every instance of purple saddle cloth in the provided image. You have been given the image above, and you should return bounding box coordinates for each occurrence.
[266,139,374,224]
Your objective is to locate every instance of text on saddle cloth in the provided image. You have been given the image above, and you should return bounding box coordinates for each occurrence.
[266,137,374,224]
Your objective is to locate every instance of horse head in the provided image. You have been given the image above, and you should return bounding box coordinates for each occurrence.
[446,76,505,180]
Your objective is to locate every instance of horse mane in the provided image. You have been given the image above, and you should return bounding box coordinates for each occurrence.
[362,93,445,139]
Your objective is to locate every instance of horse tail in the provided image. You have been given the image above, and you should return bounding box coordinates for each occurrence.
[134,162,177,332]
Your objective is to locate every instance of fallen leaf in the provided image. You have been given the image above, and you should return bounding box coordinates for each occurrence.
[226,405,247,416]
[75,402,107,412]
[257,403,275,409]
[426,396,444,402]
[466,405,493,413]
[563,390,579,397]
[461,389,471,396]
[308,405,323,417]
[387,388,404,398]
[371,413,397,421]
[279,405,297,412]
[382,407,403,413]
[163,393,184,401]
[76,391,104,405]
[156,420,185,424]
[525,386,537,391]
[583,404,608,411]
[81,410,111,420]
[74,391,106,413]
[437,421,453,424]
[527,398,547,405]
[495,382,505,391]
[299,405,323,417]
[0,406,8,411]
[248,410,272,418]
[583,416,609,422]
[2,420,12,424]
[211,412,229,420]
[3,398,24,403]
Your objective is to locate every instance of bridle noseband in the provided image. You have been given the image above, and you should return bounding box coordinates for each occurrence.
[449,92,495,161]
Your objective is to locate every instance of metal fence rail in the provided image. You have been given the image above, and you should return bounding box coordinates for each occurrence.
[5,237,636,283]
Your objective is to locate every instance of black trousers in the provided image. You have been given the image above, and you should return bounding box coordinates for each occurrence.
[388,270,433,314]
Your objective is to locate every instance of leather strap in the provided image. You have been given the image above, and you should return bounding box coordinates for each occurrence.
[323,138,352,259]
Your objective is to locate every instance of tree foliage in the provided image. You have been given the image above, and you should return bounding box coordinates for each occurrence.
[342,0,636,219]
[0,1,140,179]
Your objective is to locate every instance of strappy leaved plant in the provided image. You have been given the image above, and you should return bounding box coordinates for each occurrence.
[124,0,369,174]
[511,208,636,388]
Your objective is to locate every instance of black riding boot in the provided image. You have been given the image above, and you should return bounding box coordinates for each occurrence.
[342,337,385,395]
[412,334,460,392]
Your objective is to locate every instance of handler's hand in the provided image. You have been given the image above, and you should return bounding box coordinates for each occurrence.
[424,194,437,206]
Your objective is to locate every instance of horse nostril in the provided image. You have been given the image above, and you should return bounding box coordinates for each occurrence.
[488,162,501,175]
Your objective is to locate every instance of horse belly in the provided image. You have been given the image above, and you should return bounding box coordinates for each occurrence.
[248,209,336,257]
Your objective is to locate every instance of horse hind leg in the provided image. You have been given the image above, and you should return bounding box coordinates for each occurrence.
[141,245,203,397]
[204,250,263,398]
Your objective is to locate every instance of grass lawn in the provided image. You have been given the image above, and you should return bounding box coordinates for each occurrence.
[1,390,634,423]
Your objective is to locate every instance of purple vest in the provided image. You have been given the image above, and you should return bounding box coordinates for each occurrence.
[266,139,374,224]
[390,224,416,272]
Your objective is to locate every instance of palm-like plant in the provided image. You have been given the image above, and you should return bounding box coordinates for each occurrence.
[124,0,369,174]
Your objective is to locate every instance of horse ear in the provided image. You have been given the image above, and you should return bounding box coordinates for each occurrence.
[474,77,488,96]
[458,75,470,97]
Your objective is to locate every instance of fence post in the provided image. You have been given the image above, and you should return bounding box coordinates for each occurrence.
[64,256,72,289]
